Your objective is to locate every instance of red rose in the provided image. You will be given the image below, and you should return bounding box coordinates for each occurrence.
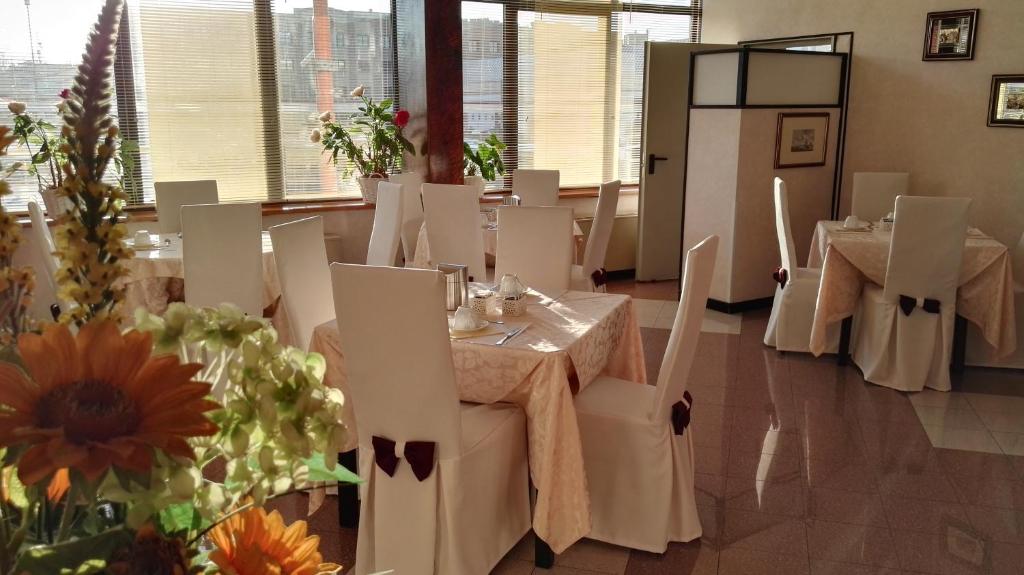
[394,109,410,127]
[59,88,71,99]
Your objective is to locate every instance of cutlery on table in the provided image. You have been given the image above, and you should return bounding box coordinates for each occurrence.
[496,324,527,346]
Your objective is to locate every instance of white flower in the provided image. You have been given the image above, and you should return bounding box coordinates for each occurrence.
[309,128,321,143]
[350,85,364,98]
[7,101,26,115]
[318,111,332,123]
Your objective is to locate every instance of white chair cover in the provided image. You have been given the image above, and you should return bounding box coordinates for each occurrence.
[574,235,718,553]
[154,180,219,234]
[494,206,573,297]
[389,171,425,263]
[966,232,1024,368]
[764,178,838,352]
[268,216,333,352]
[852,196,971,392]
[331,264,530,575]
[366,182,403,267]
[421,183,487,282]
[512,169,559,207]
[181,203,262,317]
[27,202,59,297]
[850,172,909,223]
[572,180,621,292]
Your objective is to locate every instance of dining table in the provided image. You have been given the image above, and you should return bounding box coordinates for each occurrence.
[307,287,646,554]
[807,221,1017,359]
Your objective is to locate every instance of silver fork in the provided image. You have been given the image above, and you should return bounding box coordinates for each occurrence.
[495,325,526,346]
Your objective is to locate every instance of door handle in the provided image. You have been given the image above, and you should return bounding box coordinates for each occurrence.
[648,153,668,175]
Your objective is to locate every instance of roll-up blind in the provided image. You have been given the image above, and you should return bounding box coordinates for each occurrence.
[462,0,702,191]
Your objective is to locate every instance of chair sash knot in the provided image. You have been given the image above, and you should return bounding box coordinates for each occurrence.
[591,268,608,288]
[671,391,694,436]
[898,295,941,317]
[371,435,437,481]
[772,267,788,289]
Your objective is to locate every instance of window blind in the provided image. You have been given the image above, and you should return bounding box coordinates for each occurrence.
[462,0,702,190]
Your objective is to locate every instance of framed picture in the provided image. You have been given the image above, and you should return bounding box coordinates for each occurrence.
[774,113,830,169]
[988,75,1024,127]
[922,9,979,61]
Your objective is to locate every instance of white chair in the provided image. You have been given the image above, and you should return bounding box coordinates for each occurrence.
[331,264,530,575]
[966,232,1024,368]
[268,216,334,352]
[511,169,559,207]
[366,182,403,267]
[571,180,620,292]
[155,180,219,234]
[389,171,425,263]
[494,206,573,297]
[421,183,487,282]
[27,201,59,298]
[574,235,718,552]
[764,178,838,353]
[182,203,262,317]
[852,196,971,392]
[850,172,909,223]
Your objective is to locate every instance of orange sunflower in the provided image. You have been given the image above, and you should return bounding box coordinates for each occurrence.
[0,320,219,486]
[209,506,341,575]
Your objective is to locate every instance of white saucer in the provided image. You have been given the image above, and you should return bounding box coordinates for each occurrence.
[449,318,490,335]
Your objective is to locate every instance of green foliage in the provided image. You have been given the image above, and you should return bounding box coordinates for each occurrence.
[11,528,132,575]
[318,94,413,178]
[9,111,67,189]
[463,134,507,181]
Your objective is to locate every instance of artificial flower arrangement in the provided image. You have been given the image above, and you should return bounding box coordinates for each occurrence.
[0,1,355,573]
[462,134,507,196]
[311,85,413,204]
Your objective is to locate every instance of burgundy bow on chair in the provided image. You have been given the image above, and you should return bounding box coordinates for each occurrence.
[371,436,437,481]
[772,267,788,289]
[591,268,608,288]
[671,391,694,436]
[898,295,941,317]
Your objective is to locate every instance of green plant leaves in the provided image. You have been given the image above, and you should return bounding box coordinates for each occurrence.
[12,528,133,575]
[303,453,362,484]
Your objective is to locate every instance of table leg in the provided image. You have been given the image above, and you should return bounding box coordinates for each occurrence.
[837,316,852,366]
[951,314,968,375]
[535,537,555,569]
[338,449,359,528]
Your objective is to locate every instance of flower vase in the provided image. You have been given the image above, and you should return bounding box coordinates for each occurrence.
[465,175,486,198]
[358,176,384,204]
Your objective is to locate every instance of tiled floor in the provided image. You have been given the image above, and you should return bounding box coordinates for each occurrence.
[284,279,1024,574]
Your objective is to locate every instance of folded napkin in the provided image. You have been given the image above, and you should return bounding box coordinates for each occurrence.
[449,323,506,340]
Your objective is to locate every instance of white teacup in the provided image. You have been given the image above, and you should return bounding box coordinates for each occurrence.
[843,216,862,229]
[452,306,480,331]
[133,230,154,247]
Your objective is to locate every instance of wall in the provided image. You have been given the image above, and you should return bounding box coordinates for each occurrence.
[703,0,1024,250]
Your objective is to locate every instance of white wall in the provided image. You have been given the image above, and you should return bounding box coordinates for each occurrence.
[703,0,1024,250]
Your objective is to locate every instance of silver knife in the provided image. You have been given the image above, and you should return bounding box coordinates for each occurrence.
[495,325,526,346]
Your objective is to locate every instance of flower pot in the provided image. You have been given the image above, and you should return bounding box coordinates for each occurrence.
[465,175,486,198]
[357,176,385,204]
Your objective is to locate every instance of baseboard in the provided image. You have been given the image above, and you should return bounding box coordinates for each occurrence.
[707,297,774,315]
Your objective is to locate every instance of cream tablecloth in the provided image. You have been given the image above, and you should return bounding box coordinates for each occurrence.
[410,219,584,270]
[807,221,1016,357]
[308,289,645,553]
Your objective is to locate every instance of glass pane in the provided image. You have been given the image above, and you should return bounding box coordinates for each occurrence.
[462,1,505,189]
[274,0,394,199]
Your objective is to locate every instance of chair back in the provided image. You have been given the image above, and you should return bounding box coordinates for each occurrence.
[495,206,573,296]
[581,180,621,279]
[421,184,487,282]
[155,180,219,234]
[1012,232,1024,292]
[851,172,909,223]
[27,201,59,294]
[331,264,462,459]
[773,178,798,275]
[512,169,559,206]
[652,235,719,423]
[182,203,263,316]
[883,196,970,306]
[366,183,403,267]
[268,216,333,351]
[388,172,424,263]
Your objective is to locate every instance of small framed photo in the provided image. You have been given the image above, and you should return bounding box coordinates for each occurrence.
[775,113,830,169]
[988,75,1024,128]
[923,9,979,61]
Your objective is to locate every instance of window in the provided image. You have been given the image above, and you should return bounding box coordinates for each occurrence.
[0,0,397,209]
[462,0,702,190]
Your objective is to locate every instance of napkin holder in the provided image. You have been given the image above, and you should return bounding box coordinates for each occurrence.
[438,263,469,311]
[501,295,526,317]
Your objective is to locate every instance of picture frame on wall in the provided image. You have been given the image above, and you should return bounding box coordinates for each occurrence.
[988,75,1024,128]
[922,9,979,61]
[775,113,830,169]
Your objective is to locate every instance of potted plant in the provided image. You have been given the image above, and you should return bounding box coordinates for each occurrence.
[8,97,68,216]
[463,134,507,197]
[313,86,413,204]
